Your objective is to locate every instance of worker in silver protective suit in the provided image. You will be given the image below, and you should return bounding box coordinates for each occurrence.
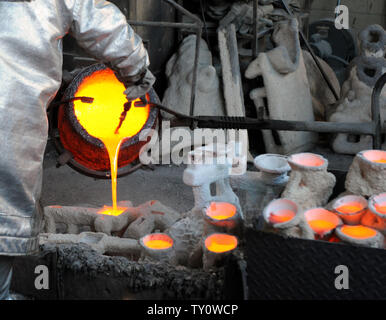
[0,0,155,299]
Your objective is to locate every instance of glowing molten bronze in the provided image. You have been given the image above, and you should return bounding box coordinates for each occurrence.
[374,202,386,214]
[304,208,341,236]
[98,205,127,217]
[142,234,173,250]
[363,150,386,164]
[336,203,364,214]
[340,225,377,239]
[206,202,237,220]
[290,153,325,167]
[73,69,150,142]
[58,64,158,176]
[71,68,151,214]
[269,209,295,224]
[308,220,336,234]
[205,234,238,253]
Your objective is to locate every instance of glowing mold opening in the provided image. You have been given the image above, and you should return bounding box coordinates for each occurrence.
[206,202,237,221]
[142,233,174,250]
[289,153,325,168]
[339,225,377,239]
[363,150,386,164]
[263,198,297,225]
[304,208,341,235]
[332,195,368,225]
[370,193,386,215]
[204,234,238,253]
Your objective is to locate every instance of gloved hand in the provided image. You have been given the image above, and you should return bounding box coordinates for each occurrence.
[122,69,156,101]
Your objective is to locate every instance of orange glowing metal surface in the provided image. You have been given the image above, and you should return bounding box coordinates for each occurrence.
[291,154,324,167]
[143,234,173,250]
[308,220,336,234]
[304,208,341,235]
[269,209,295,224]
[98,205,127,217]
[336,203,364,214]
[145,240,172,250]
[375,202,386,214]
[73,69,150,214]
[363,150,386,164]
[205,234,238,253]
[340,225,377,239]
[206,202,237,220]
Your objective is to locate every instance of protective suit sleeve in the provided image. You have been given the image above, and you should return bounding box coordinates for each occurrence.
[69,0,150,79]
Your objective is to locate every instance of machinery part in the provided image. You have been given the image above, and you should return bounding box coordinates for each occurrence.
[309,19,357,84]
[51,63,160,179]
[145,70,385,147]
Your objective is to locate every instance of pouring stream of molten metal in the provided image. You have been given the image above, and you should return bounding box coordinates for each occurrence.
[73,69,150,215]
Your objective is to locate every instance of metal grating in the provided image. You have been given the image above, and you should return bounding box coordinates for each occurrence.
[246,229,386,300]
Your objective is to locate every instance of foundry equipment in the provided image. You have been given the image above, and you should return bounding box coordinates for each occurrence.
[53,64,159,178]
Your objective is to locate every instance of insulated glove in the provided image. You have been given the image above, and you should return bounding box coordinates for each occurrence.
[122,69,156,101]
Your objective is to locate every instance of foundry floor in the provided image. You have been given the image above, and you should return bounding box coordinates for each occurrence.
[41,140,354,212]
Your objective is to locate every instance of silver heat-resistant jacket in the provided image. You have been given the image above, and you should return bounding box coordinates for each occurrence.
[0,0,149,255]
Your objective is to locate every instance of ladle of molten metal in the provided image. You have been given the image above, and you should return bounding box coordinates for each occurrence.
[73,68,151,216]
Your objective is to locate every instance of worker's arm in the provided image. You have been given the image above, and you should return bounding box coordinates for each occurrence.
[68,0,154,97]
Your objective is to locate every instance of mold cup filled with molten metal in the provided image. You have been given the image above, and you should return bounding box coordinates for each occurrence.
[203,234,238,271]
[332,195,368,225]
[345,150,386,198]
[336,225,383,248]
[288,153,326,169]
[73,68,150,216]
[263,198,298,226]
[141,233,174,250]
[204,234,238,254]
[363,150,386,164]
[140,233,177,264]
[204,202,240,236]
[369,193,386,216]
[304,208,342,240]
[362,193,386,234]
[206,202,237,221]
